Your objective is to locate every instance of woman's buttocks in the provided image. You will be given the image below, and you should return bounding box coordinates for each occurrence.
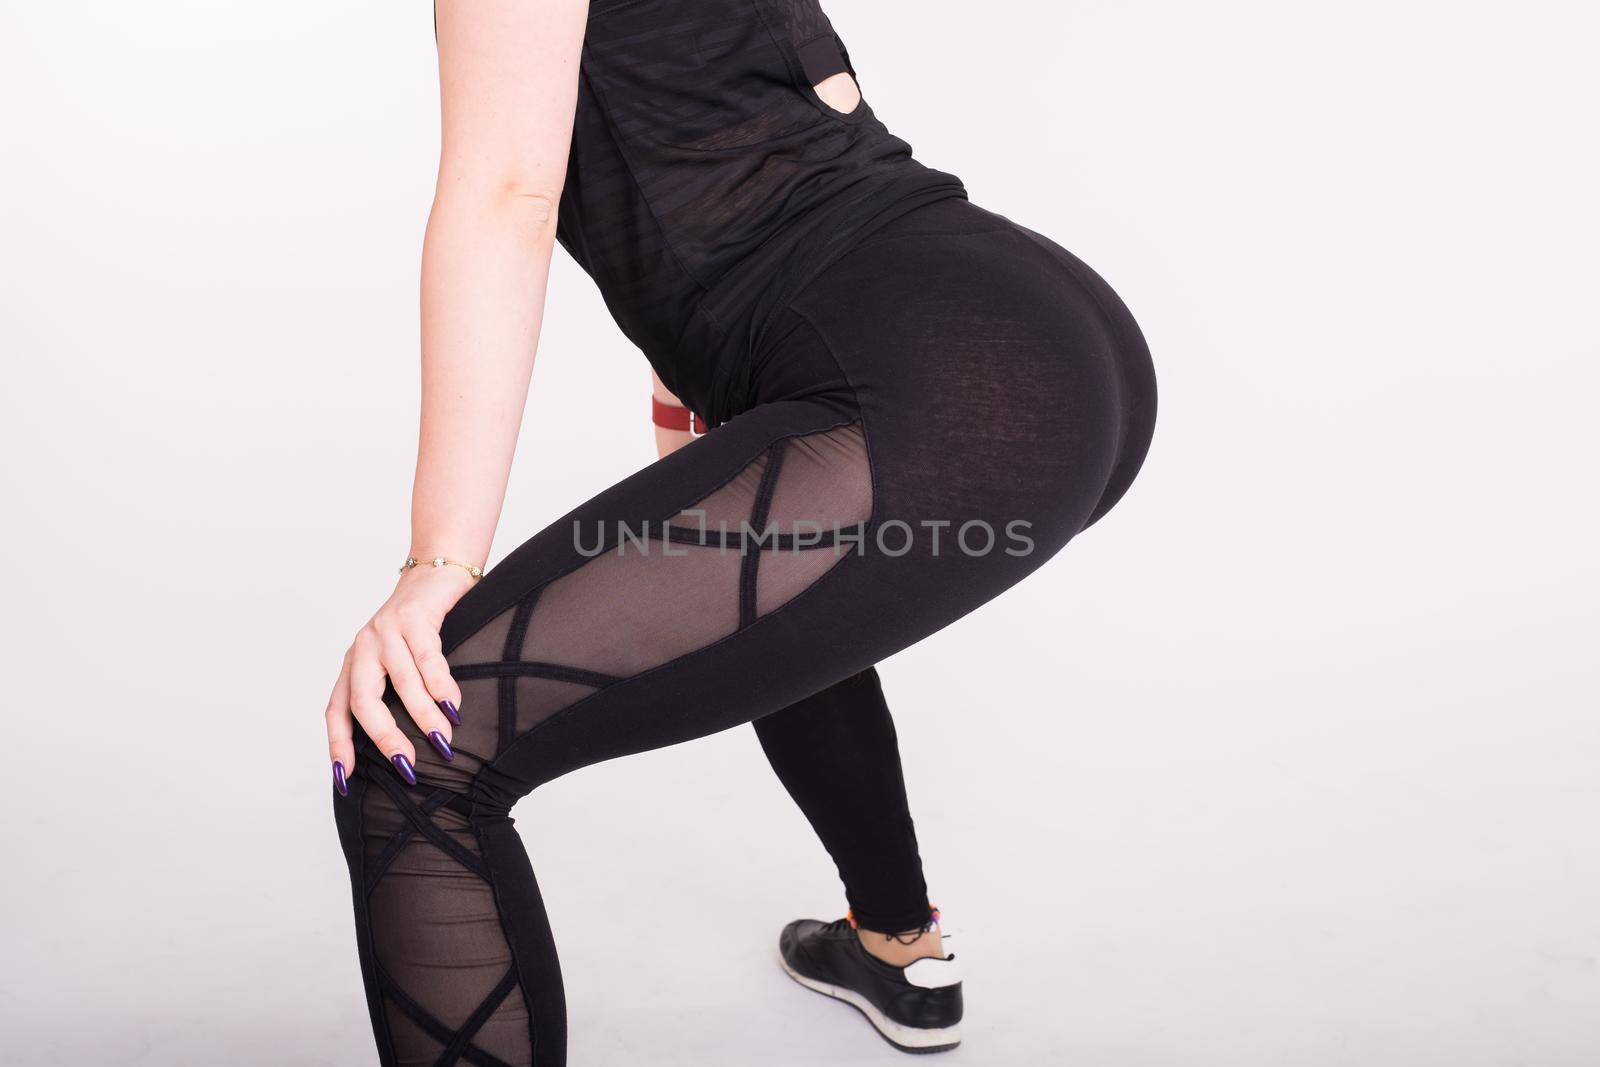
[773,198,1157,541]
[786,198,1147,424]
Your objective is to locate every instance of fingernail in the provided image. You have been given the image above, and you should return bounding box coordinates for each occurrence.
[428,730,455,762]
[391,753,418,785]
[438,699,461,726]
[333,761,348,797]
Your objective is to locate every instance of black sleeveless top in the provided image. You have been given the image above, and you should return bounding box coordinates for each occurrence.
[555,0,967,423]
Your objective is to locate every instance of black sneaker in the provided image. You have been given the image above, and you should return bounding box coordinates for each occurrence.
[778,917,963,1054]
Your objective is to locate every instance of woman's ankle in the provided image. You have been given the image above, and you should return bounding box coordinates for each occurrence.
[855,920,947,967]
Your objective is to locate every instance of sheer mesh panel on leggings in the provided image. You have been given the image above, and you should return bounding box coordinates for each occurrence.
[354,423,871,1066]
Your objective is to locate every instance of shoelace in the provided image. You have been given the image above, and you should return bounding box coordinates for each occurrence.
[840,906,942,944]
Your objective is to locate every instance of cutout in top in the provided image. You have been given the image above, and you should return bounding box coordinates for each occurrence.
[813,71,862,116]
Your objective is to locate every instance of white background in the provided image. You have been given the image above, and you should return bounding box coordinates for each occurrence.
[2,1,1597,1064]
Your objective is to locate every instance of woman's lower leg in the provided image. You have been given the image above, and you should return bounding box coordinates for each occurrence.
[753,668,935,932]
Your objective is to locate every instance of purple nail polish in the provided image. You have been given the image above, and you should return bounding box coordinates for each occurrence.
[391,753,418,785]
[428,730,455,762]
[438,699,461,726]
[333,761,348,797]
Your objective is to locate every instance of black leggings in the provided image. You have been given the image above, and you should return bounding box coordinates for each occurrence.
[333,198,1156,1066]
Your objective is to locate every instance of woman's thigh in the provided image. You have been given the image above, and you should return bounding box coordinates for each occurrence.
[375,211,1145,804]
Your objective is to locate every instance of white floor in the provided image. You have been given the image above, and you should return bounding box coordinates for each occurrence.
[8,592,1597,1065]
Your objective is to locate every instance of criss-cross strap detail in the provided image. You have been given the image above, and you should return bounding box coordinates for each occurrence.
[365,771,488,880]
[433,966,523,1067]
[364,789,456,893]
[378,962,521,1067]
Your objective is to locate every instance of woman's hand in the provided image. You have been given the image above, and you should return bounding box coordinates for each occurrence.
[326,564,473,792]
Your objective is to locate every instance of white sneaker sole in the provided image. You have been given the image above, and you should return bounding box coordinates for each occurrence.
[779,954,962,1054]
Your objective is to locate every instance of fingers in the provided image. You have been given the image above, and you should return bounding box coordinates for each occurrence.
[381,631,456,764]
[348,630,419,785]
[330,591,466,795]
[325,657,355,796]
[403,624,464,726]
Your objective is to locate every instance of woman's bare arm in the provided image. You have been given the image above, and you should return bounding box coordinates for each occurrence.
[414,0,589,565]
[326,0,590,785]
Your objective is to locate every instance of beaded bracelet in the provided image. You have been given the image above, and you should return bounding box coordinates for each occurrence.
[400,556,485,581]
